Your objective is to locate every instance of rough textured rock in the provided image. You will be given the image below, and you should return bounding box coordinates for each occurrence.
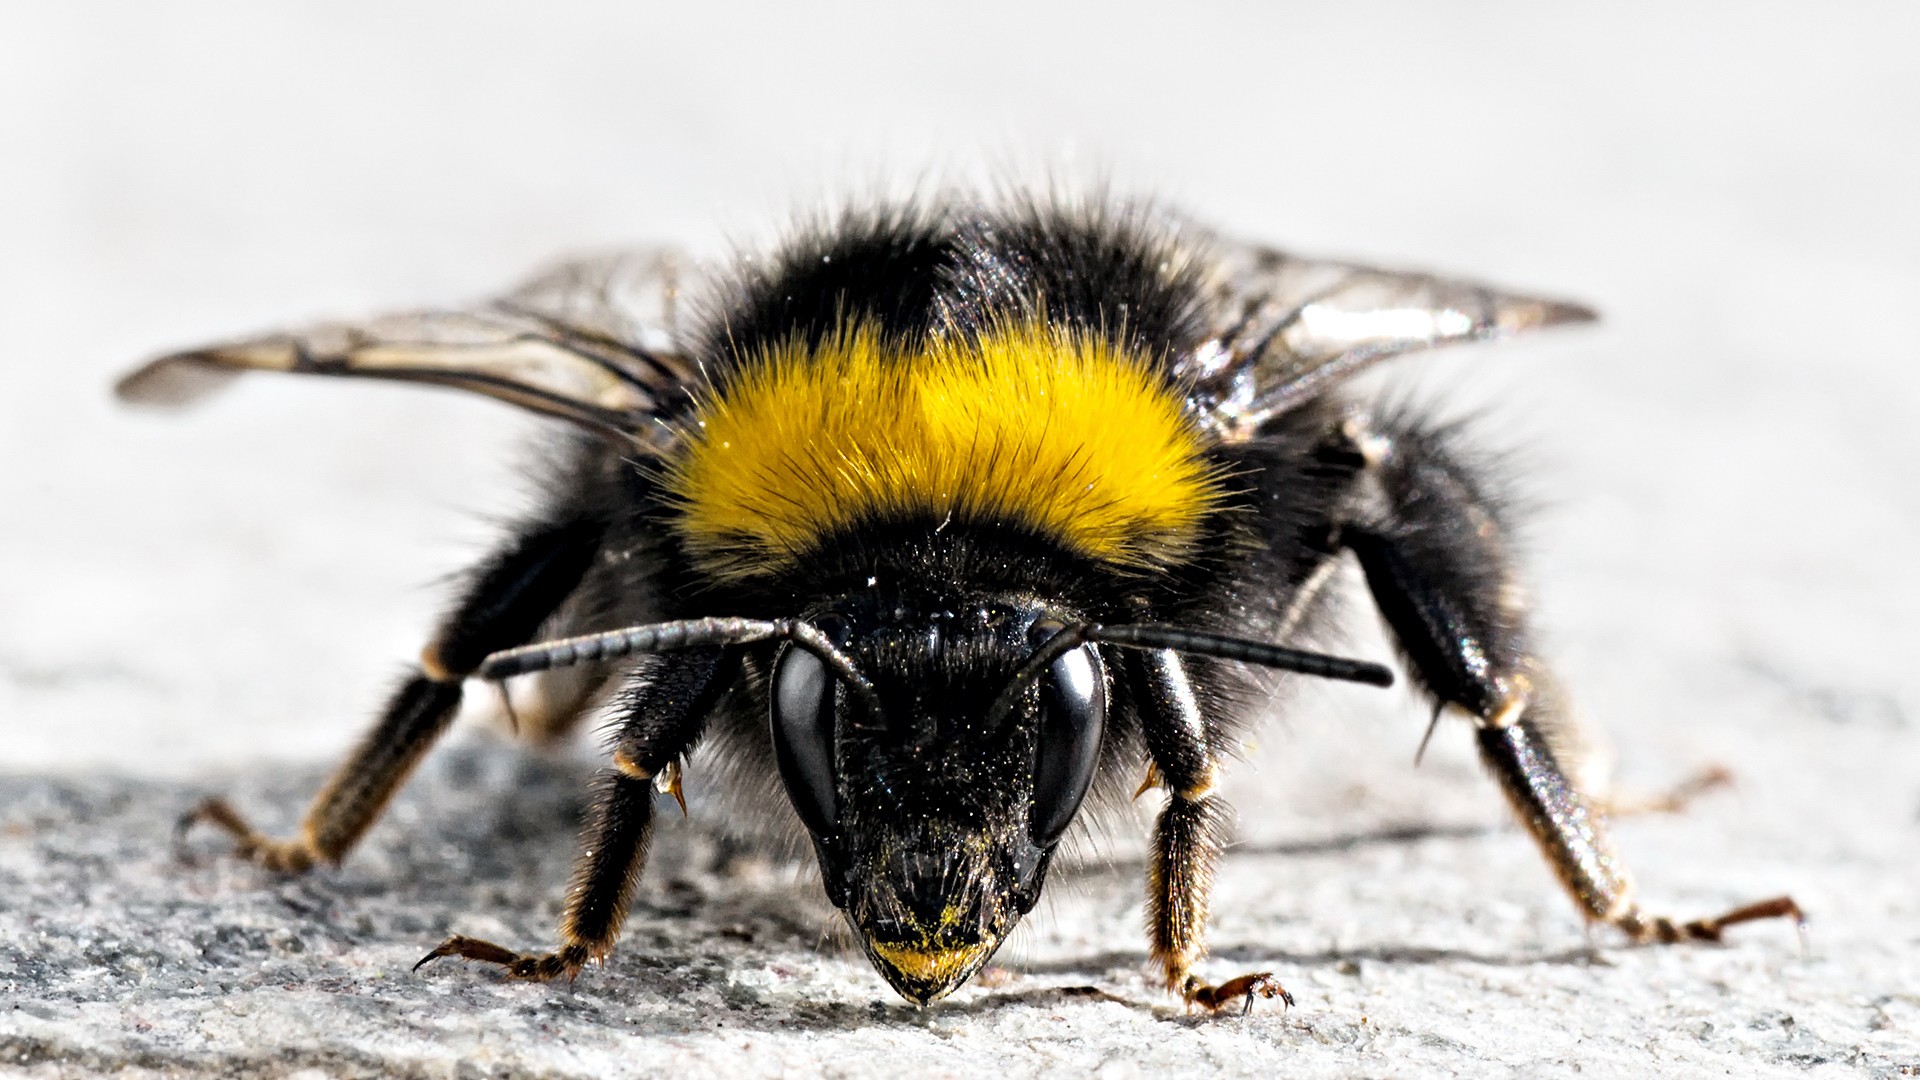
[5,708,1916,1079]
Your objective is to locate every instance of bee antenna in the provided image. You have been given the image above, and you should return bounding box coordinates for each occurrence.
[1087,624,1395,687]
[477,616,882,713]
[986,622,1394,727]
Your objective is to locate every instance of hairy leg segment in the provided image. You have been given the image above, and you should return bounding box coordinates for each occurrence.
[176,517,606,873]
[416,646,739,980]
[1131,648,1295,1014]
[1337,413,1802,945]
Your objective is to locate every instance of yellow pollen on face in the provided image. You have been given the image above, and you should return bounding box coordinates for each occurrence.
[869,939,993,987]
[667,320,1222,579]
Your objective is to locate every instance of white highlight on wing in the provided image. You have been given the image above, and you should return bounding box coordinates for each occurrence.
[1297,303,1478,344]
[1184,239,1597,437]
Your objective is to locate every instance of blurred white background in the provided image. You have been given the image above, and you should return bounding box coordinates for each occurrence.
[2,1,1915,779]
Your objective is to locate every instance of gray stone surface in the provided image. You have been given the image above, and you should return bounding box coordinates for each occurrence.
[4,3,1919,1077]
[3,719,1916,1079]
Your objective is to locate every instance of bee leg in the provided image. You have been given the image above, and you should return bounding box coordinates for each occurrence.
[178,517,606,873]
[1475,703,1803,944]
[1131,649,1293,1015]
[416,769,652,981]
[416,647,736,980]
[1602,764,1735,818]
[1338,414,1802,946]
[1182,973,1295,1016]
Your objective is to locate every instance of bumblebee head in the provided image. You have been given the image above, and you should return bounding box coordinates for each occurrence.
[768,594,1104,1004]
[476,596,1391,1005]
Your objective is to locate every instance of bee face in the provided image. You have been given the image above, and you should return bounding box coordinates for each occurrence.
[769,590,1106,1003]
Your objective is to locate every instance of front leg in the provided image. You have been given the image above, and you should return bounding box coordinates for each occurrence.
[1131,648,1293,1014]
[417,769,655,979]
[417,646,738,980]
[1340,414,1801,944]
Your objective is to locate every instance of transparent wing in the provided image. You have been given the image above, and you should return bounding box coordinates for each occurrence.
[115,248,702,452]
[1178,238,1597,439]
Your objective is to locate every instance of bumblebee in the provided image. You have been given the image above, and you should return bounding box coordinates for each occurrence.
[120,193,1800,1011]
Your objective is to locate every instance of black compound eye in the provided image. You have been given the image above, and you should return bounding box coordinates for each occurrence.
[1029,642,1106,847]
[771,643,838,835]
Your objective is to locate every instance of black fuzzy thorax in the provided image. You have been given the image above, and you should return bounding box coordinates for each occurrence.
[696,196,1211,380]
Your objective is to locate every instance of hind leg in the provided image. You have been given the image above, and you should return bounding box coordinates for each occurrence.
[1337,413,1801,943]
[180,517,607,872]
